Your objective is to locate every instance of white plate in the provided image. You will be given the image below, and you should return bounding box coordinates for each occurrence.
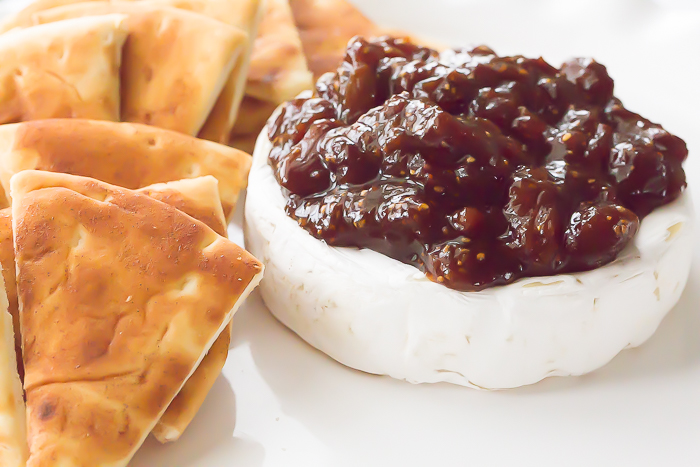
[3,0,700,465]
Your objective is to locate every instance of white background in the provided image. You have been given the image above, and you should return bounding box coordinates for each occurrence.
[2,0,699,466]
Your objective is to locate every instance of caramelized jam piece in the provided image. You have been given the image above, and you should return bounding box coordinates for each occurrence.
[268,37,687,291]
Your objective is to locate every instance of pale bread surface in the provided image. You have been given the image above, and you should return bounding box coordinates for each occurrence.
[0,0,106,33]
[0,14,127,124]
[12,170,263,467]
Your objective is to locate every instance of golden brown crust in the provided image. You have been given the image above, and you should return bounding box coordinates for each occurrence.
[0,14,127,124]
[0,119,251,219]
[137,177,232,442]
[139,177,231,442]
[289,0,379,78]
[30,2,249,136]
[245,0,313,105]
[12,170,263,467]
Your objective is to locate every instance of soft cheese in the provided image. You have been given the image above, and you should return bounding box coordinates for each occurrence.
[245,131,694,389]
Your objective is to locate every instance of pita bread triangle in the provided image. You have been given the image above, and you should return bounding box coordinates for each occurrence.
[142,0,265,144]
[244,0,313,105]
[0,173,227,361]
[0,176,232,446]
[29,1,250,136]
[12,170,263,466]
[0,13,127,125]
[137,177,232,442]
[0,272,26,467]
[0,119,251,220]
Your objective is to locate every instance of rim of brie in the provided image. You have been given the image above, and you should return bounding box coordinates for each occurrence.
[245,129,694,389]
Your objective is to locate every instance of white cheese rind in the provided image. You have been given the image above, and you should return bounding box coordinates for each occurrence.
[245,131,694,389]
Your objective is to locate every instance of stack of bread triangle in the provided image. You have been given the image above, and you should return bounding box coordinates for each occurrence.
[0,120,263,467]
[0,0,263,143]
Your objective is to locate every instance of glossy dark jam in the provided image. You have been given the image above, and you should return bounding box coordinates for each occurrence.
[268,37,688,291]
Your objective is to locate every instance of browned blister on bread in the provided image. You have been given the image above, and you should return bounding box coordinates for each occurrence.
[12,170,263,467]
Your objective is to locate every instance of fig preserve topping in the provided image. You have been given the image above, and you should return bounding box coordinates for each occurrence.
[268,37,688,291]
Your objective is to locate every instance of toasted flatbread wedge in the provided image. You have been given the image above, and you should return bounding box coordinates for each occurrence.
[29,2,249,136]
[245,0,313,105]
[0,14,127,125]
[0,176,230,376]
[0,119,251,219]
[0,273,26,467]
[228,0,312,144]
[12,170,263,467]
[138,177,232,442]
[289,0,379,78]
[0,176,232,443]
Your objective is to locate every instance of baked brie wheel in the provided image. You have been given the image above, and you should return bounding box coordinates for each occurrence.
[245,37,693,389]
[246,133,692,389]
